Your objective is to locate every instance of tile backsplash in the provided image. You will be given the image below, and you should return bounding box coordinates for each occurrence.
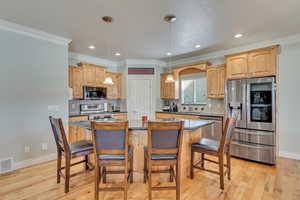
[163,98,224,114]
[69,99,127,116]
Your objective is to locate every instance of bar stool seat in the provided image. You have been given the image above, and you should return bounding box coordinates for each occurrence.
[70,140,93,154]
[191,138,220,152]
[144,147,177,160]
[49,117,93,193]
[190,118,237,190]
[99,146,133,160]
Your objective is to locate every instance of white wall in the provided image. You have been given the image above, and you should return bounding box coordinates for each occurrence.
[278,42,300,158]
[0,28,69,168]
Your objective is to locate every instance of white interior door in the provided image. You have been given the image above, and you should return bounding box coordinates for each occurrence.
[127,76,153,121]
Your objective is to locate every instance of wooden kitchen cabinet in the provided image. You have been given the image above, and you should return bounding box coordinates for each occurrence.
[226,53,248,79]
[79,62,107,86]
[69,116,88,143]
[68,66,75,88]
[160,73,178,99]
[226,45,279,79]
[69,62,121,99]
[95,66,106,85]
[248,47,277,77]
[70,66,84,99]
[207,64,225,98]
[107,72,122,99]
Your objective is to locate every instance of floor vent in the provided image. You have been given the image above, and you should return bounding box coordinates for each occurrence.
[0,158,14,174]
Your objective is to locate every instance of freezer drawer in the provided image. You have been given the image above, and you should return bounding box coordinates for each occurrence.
[231,142,276,164]
[233,128,275,146]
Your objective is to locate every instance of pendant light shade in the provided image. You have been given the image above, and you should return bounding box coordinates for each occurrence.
[103,77,114,85]
[165,74,175,83]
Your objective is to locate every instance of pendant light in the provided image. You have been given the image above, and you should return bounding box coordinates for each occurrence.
[164,15,176,83]
[102,16,114,85]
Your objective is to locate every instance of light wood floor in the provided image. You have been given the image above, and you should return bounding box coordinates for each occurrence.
[0,156,299,200]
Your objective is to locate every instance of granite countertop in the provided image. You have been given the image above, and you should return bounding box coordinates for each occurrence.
[156,111,224,118]
[69,118,214,131]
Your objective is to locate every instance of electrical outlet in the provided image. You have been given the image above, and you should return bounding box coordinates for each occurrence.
[42,143,48,151]
[24,146,30,153]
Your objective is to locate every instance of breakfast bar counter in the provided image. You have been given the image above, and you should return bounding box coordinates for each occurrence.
[70,118,214,182]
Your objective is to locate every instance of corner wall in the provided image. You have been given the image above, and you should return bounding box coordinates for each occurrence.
[0,28,69,168]
[277,42,300,159]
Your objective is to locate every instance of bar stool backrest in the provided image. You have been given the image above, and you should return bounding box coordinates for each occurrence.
[219,118,237,153]
[49,116,70,153]
[91,121,129,159]
[148,121,184,156]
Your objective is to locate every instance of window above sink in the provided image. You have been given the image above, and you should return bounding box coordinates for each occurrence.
[180,72,207,105]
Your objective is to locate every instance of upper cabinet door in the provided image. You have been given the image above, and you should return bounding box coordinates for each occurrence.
[68,66,75,88]
[95,67,106,85]
[107,72,122,99]
[226,54,248,79]
[248,48,277,77]
[160,73,177,99]
[72,67,84,99]
[83,65,96,85]
[207,65,225,98]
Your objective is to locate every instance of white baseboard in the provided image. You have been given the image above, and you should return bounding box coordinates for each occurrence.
[14,153,57,170]
[279,151,300,160]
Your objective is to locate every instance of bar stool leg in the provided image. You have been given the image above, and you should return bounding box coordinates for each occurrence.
[176,162,181,200]
[227,153,231,180]
[201,153,205,169]
[219,155,224,190]
[65,156,71,193]
[190,149,194,179]
[148,161,152,200]
[85,155,89,170]
[130,157,133,183]
[124,163,128,200]
[170,166,174,182]
[103,167,107,184]
[57,151,62,184]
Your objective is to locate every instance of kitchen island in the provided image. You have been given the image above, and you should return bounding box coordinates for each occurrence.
[70,118,214,182]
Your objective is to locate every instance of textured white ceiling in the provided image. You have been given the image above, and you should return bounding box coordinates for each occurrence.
[0,0,300,61]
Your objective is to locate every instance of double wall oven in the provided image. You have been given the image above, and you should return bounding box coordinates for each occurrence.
[226,77,276,164]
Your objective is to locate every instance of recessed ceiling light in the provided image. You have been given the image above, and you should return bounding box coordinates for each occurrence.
[234,34,243,38]
[114,52,121,56]
[89,45,95,49]
[166,52,172,56]
[195,44,201,48]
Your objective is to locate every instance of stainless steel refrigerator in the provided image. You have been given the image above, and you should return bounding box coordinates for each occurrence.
[225,77,276,164]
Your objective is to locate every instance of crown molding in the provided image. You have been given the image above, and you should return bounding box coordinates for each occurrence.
[0,19,71,46]
[69,52,119,67]
[169,33,300,67]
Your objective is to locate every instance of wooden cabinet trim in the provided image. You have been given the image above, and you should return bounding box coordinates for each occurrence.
[224,45,279,58]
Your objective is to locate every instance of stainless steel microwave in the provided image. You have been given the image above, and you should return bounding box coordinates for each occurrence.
[83,86,107,99]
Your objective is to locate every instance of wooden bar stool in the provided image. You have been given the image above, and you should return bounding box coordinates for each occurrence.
[91,121,133,200]
[190,118,237,189]
[49,116,94,193]
[144,121,184,200]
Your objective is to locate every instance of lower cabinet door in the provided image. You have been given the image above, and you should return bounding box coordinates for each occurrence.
[69,116,88,143]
